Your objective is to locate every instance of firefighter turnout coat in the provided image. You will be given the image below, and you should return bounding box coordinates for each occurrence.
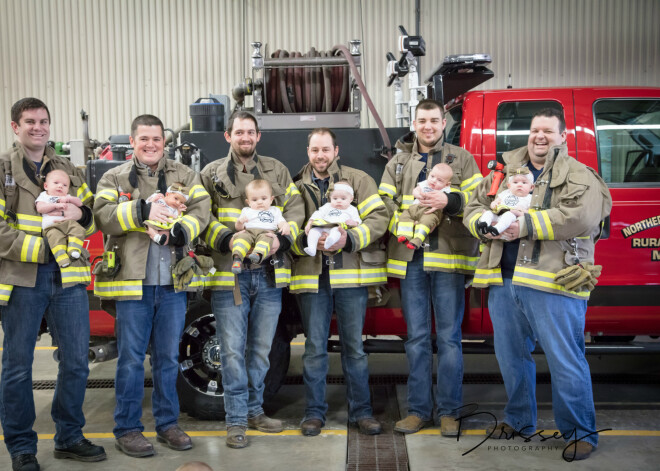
[463,144,612,299]
[289,159,389,293]
[93,157,210,300]
[200,151,305,289]
[378,132,483,278]
[0,143,95,304]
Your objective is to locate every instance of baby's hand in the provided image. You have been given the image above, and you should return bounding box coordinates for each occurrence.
[278,221,291,236]
[304,219,314,235]
[345,219,359,227]
[490,199,500,210]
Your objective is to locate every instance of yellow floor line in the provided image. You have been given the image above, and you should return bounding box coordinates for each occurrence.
[6,429,658,441]
[0,347,57,351]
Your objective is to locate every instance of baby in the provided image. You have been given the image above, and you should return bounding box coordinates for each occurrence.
[232,178,291,273]
[35,169,85,267]
[477,167,535,236]
[144,183,188,245]
[304,181,361,256]
[397,163,453,249]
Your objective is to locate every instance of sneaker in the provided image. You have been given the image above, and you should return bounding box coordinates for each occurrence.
[11,454,39,471]
[248,252,263,264]
[477,220,488,235]
[440,415,460,437]
[248,414,283,433]
[226,425,248,449]
[562,440,595,461]
[156,425,193,451]
[301,418,323,437]
[69,250,81,259]
[231,258,243,274]
[54,438,106,462]
[353,417,382,435]
[393,415,432,434]
[115,431,155,458]
[486,422,516,439]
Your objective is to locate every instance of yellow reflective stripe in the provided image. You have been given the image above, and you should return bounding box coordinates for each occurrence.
[473,267,503,286]
[205,271,235,287]
[254,240,271,254]
[117,201,138,231]
[401,195,414,210]
[94,280,143,297]
[205,220,227,247]
[233,239,250,258]
[13,214,42,233]
[289,275,319,291]
[388,211,400,234]
[96,189,118,201]
[188,184,209,200]
[357,194,384,218]
[397,221,413,238]
[216,207,241,223]
[378,182,396,198]
[513,266,590,298]
[0,283,12,302]
[423,252,479,271]
[21,234,41,263]
[283,183,301,209]
[77,183,93,204]
[329,268,387,285]
[351,224,371,250]
[60,265,91,284]
[460,173,483,192]
[68,236,84,248]
[180,214,201,240]
[387,259,407,276]
[85,218,96,236]
[274,267,290,284]
[289,220,300,239]
[467,212,483,239]
[0,198,5,218]
[530,210,554,240]
[413,224,431,239]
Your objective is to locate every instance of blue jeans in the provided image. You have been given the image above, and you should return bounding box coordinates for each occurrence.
[113,285,186,437]
[0,267,90,457]
[399,249,465,419]
[298,270,372,424]
[489,279,598,446]
[211,267,281,427]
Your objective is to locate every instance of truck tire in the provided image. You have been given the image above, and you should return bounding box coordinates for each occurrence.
[177,297,293,420]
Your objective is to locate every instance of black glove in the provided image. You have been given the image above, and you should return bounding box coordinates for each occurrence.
[168,223,187,247]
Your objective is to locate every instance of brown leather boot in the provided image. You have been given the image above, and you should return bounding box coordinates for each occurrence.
[157,425,193,451]
[115,431,155,458]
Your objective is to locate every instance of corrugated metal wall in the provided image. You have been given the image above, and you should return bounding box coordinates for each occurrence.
[1,0,658,151]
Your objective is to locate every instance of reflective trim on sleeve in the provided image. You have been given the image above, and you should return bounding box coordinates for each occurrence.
[357,194,385,218]
[400,195,414,210]
[76,183,93,204]
[94,280,143,298]
[21,234,42,263]
[180,214,201,241]
[188,184,209,200]
[378,182,396,198]
[467,212,483,239]
[0,197,5,219]
[12,213,42,234]
[529,210,554,240]
[85,218,96,237]
[388,211,400,234]
[117,201,139,231]
[288,220,300,240]
[96,189,118,201]
[205,220,229,248]
[460,173,484,192]
[350,224,371,250]
[413,223,431,241]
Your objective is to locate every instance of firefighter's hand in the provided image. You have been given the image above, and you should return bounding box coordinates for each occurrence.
[149,203,175,224]
[61,203,82,221]
[316,233,328,251]
[418,190,448,212]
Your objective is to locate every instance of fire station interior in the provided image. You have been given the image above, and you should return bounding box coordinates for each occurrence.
[2,1,660,471]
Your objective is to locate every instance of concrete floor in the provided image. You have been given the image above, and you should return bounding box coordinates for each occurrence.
[1,334,659,471]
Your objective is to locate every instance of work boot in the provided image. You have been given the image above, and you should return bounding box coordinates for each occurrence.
[157,425,193,451]
[247,414,283,433]
[11,454,39,471]
[393,415,433,434]
[486,422,516,439]
[440,416,460,437]
[54,438,106,462]
[301,418,323,437]
[226,426,248,449]
[354,417,382,435]
[562,440,595,461]
[115,431,155,458]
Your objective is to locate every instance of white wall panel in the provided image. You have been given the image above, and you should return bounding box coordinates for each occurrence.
[1,0,658,151]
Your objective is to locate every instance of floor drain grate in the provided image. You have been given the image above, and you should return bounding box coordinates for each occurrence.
[33,378,153,390]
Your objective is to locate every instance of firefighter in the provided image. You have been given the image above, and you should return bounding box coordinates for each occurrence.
[290,128,389,436]
[464,108,612,461]
[199,111,305,449]
[378,99,483,436]
[93,115,210,458]
[0,98,104,471]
